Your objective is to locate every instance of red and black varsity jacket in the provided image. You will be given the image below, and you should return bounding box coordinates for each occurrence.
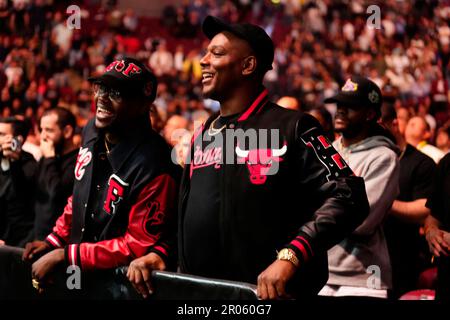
[178,88,370,297]
[45,118,180,271]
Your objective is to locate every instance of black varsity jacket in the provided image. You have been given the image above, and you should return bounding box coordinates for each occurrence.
[178,88,370,297]
[45,118,181,271]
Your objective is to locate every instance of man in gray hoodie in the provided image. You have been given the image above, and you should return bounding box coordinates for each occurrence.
[320,76,399,299]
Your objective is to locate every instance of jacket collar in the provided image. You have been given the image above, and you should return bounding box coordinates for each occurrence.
[237,87,269,122]
[84,118,152,172]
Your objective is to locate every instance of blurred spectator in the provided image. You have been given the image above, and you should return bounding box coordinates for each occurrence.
[424,153,450,301]
[381,103,436,299]
[173,130,191,167]
[149,41,174,77]
[163,114,189,147]
[436,125,450,154]
[32,107,78,241]
[405,116,445,163]
[123,9,138,33]
[173,45,185,72]
[51,11,73,55]
[307,107,335,142]
[276,96,299,111]
[0,116,36,247]
[183,48,202,81]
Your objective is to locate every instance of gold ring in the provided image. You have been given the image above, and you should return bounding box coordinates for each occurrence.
[32,278,43,293]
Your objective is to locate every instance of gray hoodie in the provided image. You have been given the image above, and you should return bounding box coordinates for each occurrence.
[327,135,399,291]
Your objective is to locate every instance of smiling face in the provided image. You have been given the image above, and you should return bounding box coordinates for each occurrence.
[200,32,254,101]
[94,84,145,132]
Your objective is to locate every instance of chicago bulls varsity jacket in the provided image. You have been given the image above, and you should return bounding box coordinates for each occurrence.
[179,88,370,296]
[44,118,180,270]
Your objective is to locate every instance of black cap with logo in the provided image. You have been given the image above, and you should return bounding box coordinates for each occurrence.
[202,15,274,72]
[88,57,158,101]
[324,76,383,114]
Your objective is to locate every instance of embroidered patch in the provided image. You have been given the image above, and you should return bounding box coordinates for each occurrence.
[235,144,287,185]
[143,201,164,238]
[301,127,352,180]
[368,90,380,103]
[342,79,358,92]
[105,60,142,77]
[74,147,92,181]
[104,174,129,215]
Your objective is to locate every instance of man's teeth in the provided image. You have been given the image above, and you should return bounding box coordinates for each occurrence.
[98,108,112,114]
[202,73,214,80]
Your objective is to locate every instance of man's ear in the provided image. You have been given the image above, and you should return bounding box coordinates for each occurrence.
[424,130,431,141]
[63,125,73,140]
[242,56,257,76]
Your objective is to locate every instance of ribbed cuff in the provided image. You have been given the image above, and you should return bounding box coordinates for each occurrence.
[45,232,66,249]
[287,234,314,265]
[65,244,82,270]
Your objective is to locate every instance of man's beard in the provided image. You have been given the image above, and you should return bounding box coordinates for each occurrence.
[54,137,65,155]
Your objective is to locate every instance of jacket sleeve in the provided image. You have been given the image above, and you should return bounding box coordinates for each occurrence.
[65,174,178,270]
[45,195,73,248]
[352,150,399,236]
[285,114,370,265]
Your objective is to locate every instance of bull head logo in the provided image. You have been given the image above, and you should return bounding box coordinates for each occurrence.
[235,144,287,185]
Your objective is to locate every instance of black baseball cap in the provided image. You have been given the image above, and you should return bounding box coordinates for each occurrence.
[88,57,157,101]
[202,15,274,72]
[324,76,383,113]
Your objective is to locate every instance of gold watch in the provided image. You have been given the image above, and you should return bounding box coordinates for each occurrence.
[277,248,299,268]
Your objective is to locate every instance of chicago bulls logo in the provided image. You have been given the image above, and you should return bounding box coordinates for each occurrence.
[142,201,164,238]
[236,145,287,185]
[104,174,129,215]
[74,147,92,181]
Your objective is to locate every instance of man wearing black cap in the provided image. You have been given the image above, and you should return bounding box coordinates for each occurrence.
[320,76,400,299]
[157,16,368,299]
[20,57,180,298]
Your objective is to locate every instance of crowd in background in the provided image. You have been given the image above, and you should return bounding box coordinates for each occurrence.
[0,0,449,155]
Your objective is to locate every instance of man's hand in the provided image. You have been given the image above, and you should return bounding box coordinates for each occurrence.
[40,138,55,158]
[1,135,21,160]
[442,231,450,250]
[426,227,450,257]
[127,252,166,299]
[23,240,50,262]
[31,248,64,281]
[257,260,297,300]
[0,239,5,246]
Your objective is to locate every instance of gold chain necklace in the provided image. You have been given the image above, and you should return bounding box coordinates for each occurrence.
[104,138,111,153]
[208,115,226,136]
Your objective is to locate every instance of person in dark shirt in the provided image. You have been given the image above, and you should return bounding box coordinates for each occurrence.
[381,103,436,299]
[33,107,78,240]
[0,116,36,247]
[0,117,37,299]
[425,153,450,301]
